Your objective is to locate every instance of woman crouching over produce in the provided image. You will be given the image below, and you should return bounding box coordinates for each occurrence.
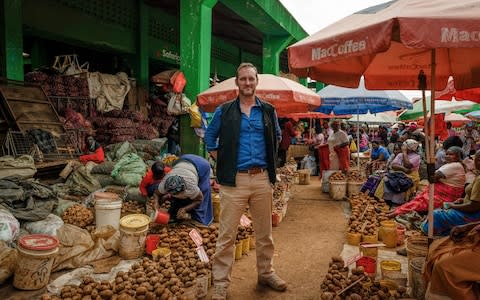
[153,154,213,226]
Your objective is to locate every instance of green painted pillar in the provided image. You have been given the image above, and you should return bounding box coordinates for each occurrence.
[179,0,217,155]
[1,0,23,81]
[31,39,48,70]
[316,81,325,92]
[262,35,293,74]
[137,1,149,88]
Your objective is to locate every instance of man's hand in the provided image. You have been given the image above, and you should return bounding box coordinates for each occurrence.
[209,150,218,161]
[177,207,187,219]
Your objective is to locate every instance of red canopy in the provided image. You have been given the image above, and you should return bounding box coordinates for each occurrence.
[196,74,321,117]
[285,112,350,119]
[435,79,480,101]
[288,0,480,91]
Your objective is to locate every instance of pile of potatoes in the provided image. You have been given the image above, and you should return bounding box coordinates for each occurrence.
[149,224,218,259]
[347,170,365,182]
[329,171,346,182]
[347,194,390,234]
[62,204,94,228]
[320,256,349,295]
[121,200,146,216]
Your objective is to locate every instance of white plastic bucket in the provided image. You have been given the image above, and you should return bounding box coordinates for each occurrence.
[95,199,122,230]
[329,180,347,200]
[119,226,148,259]
[13,234,59,290]
[347,181,364,197]
[322,170,337,193]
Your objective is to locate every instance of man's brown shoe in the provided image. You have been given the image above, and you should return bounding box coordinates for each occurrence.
[258,273,287,292]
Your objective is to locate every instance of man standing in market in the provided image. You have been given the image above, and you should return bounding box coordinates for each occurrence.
[205,62,285,299]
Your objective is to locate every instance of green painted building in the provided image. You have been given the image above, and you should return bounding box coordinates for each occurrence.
[0,0,308,154]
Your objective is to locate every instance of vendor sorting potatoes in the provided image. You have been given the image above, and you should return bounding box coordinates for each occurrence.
[153,154,213,226]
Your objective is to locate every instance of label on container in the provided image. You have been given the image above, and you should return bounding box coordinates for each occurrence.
[196,246,209,263]
[240,214,252,227]
[345,253,363,266]
[189,229,203,247]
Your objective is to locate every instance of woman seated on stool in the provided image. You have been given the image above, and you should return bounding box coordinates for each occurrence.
[421,149,480,236]
[366,140,390,175]
[387,146,466,218]
[79,135,104,164]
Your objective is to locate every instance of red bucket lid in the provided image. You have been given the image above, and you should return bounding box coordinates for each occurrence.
[19,234,59,251]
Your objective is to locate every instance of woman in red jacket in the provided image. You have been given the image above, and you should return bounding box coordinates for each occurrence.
[79,136,105,164]
[139,161,171,197]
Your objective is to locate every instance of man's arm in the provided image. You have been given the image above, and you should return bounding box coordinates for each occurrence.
[205,106,223,159]
[273,111,282,143]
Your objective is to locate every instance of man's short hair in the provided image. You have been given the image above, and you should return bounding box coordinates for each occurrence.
[236,62,258,79]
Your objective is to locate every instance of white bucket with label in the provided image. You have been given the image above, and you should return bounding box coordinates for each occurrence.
[94,192,122,230]
[13,234,59,290]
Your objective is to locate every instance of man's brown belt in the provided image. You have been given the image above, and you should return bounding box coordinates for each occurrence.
[237,167,266,175]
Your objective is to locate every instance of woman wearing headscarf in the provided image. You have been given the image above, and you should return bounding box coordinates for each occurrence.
[327,120,350,171]
[154,154,213,225]
[374,139,421,206]
[420,150,480,236]
[388,146,466,218]
[79,135,104,164]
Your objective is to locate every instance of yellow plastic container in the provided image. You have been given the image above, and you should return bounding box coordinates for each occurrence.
[234,240,243,260]
[362,232,378,243]
[380,260,402,279]
[249,236,256,250]
[242,237,250,254]
[212,195,221,222]
[152,247,171,260]
[360,242,378,258]
[346,232,362,246]
[380,220,397,248]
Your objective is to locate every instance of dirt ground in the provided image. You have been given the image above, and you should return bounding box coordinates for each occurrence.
[1,176,348,300]
[215,177,347,300]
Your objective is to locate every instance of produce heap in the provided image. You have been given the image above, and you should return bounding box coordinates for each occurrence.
[347,193,390,237]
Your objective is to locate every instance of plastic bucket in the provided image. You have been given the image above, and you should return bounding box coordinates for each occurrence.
[322,170,337,193]
[298,169,311,185]
[356,256,377,278]
[234,241,243,260]
[242,237,250,254]
[380,260,401,279]
[362,232,378,243]
[150,209,170,225]
[359,242,378,258]
[329,180,347,200]
[13,234,59,290]
[380,221,397,248]
[378,220,395,241]
[119,214,150,259]
[347,181,363,197]
[145,234,161,255]
[249,236,256,250]
[410,257,426,300]
[346,232,362,246]
[95,198,122,230]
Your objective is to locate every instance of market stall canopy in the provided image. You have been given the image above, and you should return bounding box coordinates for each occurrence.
[288,0,480,91]
[435,78,480,102]
[465,111,480,120]
[445,113,472,126]
[285,112,350,119]
[399,97,477,120]
[315,77,412,114]
[347,112,397,124]
[196,74,320,117]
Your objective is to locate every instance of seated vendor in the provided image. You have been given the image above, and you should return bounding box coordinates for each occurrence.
[366,140,390,175]
[424,221,480,300]
[388,146,466,218]
[153,154,213,226]
[79,135,104,164]
[139,161,171,197]
[420,149,480,236]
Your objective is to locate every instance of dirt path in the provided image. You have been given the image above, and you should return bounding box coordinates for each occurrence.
[220,177,347,300]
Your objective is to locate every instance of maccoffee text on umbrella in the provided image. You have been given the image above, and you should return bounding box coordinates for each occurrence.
[441,27,480,43]
[311,39,367,61]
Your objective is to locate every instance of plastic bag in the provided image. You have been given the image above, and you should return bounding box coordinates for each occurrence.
[302,155,317,175]
[110,153,147,187]
[0,209,20,244]
[23,214,64,236]
[167,92,191,115]
[350,140,358,152]
[0,241,16,284]
[170,71,186,93]
[189,102,202,128]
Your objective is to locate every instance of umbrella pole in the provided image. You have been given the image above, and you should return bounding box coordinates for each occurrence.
[357,108,360,168]
[427,50,437,240]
